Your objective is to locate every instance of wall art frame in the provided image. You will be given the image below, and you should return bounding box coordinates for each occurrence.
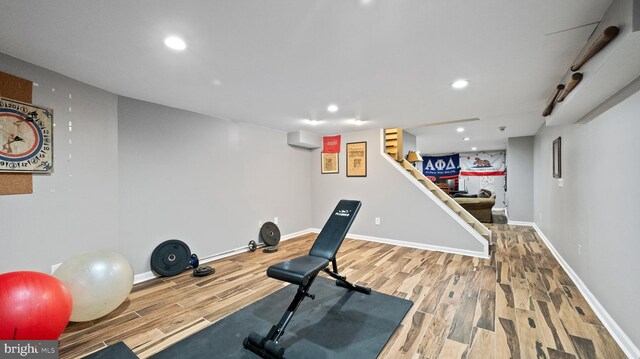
[552,136,561,178]
[346,141,367,177]
[321,152,339,174]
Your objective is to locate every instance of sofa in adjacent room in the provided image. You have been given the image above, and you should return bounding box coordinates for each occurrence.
[453,189,495,223]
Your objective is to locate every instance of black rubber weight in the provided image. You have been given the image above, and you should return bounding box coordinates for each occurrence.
[150,239,191,277]
[260,222,281,246]
[193,266,215,277]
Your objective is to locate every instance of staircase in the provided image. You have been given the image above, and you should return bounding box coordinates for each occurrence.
[398,158,492,245]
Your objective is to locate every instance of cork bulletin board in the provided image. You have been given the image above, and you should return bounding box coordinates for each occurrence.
[0,71,34,195]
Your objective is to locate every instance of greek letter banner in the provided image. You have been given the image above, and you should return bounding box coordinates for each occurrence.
[422,154,460,182]
[460,152,505,176]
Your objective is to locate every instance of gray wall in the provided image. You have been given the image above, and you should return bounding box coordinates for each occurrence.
[310,129,485,254]
[0,53,312,275]
[117,97,312,273]
[0,52,120,273]
[533,88,640,348]
[506,136,534,222]
[402,130,416,157]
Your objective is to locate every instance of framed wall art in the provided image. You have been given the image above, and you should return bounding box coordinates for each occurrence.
[0,97,53,173]
[552,137,561,178]
[321,152,339,174]
[346,141,367,177]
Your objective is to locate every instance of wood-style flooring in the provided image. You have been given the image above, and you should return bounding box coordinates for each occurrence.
[59,224,626,358]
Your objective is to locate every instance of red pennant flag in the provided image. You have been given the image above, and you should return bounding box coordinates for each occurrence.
[323,135,341,153]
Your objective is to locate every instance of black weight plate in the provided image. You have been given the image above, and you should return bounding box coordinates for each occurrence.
[260,222,281,246]
[248,240,257,252]
[263,246,278,253]
[193,265,215,277]
[151,239,191,277]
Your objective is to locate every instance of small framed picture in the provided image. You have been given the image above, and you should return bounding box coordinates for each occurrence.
[321,152,339,174]
[552,137,561,178]
[346,142,367,177]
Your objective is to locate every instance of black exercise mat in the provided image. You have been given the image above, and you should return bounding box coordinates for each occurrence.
[151,276,413,358]
[82,341,138,359]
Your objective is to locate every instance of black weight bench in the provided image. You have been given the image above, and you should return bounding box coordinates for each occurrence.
[243,200,371,359]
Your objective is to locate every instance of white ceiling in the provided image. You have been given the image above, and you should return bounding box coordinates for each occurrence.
[0,0,612,153]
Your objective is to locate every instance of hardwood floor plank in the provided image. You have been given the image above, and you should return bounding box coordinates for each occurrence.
[547,347,577,359]
[496,283,516,321]
[467,327,495,359]
[526,271,551,302]
[397,310,434,357]
[569,335,597,359]
[439,339,469,359]
[497,317,521,359]
[534,300,576,354]
[561,285,602,326]
[515,308,549,359]
[447,280,480,344]
[473,289,496,332]
[417,303,457,358]
[512,277,534,311]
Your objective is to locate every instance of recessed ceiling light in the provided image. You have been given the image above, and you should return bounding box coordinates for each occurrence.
[327,104,339,113]
[305,119,321,126]
[472,147,477,151]
[452,79,469,89]
[463,137,470,141]
[164,36,186,51]
[456,127,464,132]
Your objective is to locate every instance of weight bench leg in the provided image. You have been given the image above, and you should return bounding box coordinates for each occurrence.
[244,276,317,358]
[324,259,371,295]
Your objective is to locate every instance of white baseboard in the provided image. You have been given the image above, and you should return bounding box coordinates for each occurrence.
[531,223,640,359]
[133,228,316,285]
[507,220,535,226]
[133,271,156,284]
[350,233,489,259]
[308,228,488,259]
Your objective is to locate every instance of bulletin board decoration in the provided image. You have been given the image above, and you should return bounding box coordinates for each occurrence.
[0,70,34,195]
[0,97,54,173]
[346,141,367,177]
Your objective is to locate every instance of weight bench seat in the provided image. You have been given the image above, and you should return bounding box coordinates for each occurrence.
[244,200,370,359]
[267,256,329,286]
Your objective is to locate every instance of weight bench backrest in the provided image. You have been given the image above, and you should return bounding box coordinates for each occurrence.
[309,200,362,261]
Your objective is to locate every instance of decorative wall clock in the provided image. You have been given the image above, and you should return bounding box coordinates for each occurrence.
[0,97,53,173]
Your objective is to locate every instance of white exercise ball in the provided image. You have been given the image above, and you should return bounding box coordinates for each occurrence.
[53,251,134,322]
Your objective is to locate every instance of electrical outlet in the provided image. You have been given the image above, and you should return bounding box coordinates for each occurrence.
[375,217,381,225]
[578,244,582,256]
[558,178,564,187]
[274,217,279,225]
[539,212,542,220]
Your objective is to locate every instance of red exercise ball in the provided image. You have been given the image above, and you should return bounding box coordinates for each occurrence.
[0,271,72,340]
